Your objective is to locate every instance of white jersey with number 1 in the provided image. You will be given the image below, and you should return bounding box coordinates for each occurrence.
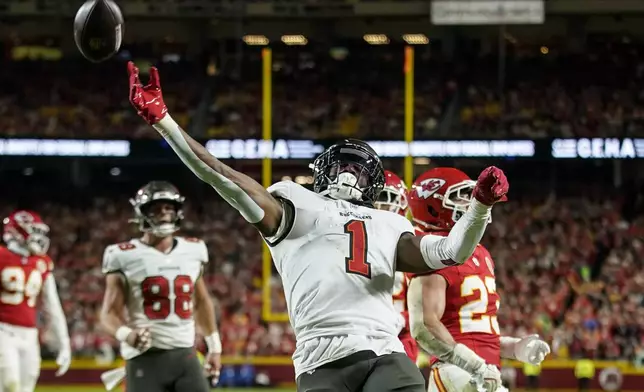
[265,181,415,377]
[102,237,208,360]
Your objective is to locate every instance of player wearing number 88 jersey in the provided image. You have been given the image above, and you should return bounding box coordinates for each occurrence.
[99,181,221,392]
[407,167,550,392]
[0,210,71,392]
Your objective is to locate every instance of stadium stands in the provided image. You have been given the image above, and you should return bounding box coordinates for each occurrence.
[2,34,644,364]
[1,182,639,361]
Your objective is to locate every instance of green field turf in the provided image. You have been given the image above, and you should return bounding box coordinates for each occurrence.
[35,387,293,392]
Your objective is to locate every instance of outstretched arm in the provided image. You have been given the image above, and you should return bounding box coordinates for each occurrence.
[396,199,492,273]
[127,62,282,236]
[395,166,508,273]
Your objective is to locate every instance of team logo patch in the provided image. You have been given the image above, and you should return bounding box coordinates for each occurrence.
[415,178,446,199]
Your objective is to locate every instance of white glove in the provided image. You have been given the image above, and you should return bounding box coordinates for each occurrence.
[514,334,550,365]
[470,364,502,392]
[55,345,72,377]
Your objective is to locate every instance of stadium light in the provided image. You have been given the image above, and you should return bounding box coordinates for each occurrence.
[540,46,549,55]
[243,35,269,46]
[363,34,389,45]
[281,35,308,46]
[402,34,429,45]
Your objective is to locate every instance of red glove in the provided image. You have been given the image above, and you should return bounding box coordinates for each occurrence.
[128,61,168,125]
[473,166,509,206]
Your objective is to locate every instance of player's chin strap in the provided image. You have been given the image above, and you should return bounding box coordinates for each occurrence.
[153,115,265,224]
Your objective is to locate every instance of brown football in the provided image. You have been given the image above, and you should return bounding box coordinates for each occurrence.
[73,0,124,63]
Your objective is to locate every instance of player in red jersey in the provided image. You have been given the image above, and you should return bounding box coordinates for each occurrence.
[374,170,418,363]
[0,210,71,392]
[406,168,550,392]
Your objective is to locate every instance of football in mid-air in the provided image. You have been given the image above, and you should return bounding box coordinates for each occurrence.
[73,0,124,63]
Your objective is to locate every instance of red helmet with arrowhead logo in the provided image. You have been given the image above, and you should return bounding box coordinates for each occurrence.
[2,210,50,255]
[408,167,475,232]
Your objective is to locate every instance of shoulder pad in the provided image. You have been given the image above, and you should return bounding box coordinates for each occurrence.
[43,255,55,272]
[102,243,125,274]
[380,210,414,235]
[267,180,297,199]
[268,180,325,210]
[178,237,208,264]
[115,241,137,252]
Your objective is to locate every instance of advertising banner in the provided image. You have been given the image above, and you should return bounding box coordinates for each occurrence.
[431,0,545,25]
[1,137,643,160]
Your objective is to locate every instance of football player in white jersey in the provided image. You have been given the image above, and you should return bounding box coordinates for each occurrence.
[99,181,221,392]
[126,62,509,392]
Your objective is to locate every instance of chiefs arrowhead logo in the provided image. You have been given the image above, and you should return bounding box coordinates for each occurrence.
[415,178,446,199]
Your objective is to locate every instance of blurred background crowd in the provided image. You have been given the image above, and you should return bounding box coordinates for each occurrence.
[2,170,643,364]
[2,1,644,375]
[4,36,644,141]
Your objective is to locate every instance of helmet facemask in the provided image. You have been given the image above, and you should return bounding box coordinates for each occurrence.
[310,142,385,206]
[130,191,185,238]
[442,180,492,226]
[444,180,476,223]
[25,223,50,255]
[375,186,408,215]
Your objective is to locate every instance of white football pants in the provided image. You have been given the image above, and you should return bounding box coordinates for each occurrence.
[0,322,41,392]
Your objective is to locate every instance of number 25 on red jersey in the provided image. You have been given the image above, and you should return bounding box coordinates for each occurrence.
[458,275,500,334]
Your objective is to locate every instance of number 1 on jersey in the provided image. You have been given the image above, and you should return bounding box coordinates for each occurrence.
[344,220,371,279]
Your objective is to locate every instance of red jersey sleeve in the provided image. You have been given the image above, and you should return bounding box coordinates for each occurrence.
[432,266,461,287]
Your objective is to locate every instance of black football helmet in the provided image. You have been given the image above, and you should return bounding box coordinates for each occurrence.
[129,181,185,237]
[310,139,385,206]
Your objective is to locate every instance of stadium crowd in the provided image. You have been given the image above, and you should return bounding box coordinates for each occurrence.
[2,35,644,364]
[0,180,640,362]
[4,38,644,140]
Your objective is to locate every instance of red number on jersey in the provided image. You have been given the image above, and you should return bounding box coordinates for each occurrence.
[140,275,194,320]
[117,242,136,251]
[173,275,194,319]
[344,220,371,279]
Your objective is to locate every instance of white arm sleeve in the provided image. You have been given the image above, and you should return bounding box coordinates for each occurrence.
[153,115,265,223]
[42,275,71,350]
[420,199,492,269]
